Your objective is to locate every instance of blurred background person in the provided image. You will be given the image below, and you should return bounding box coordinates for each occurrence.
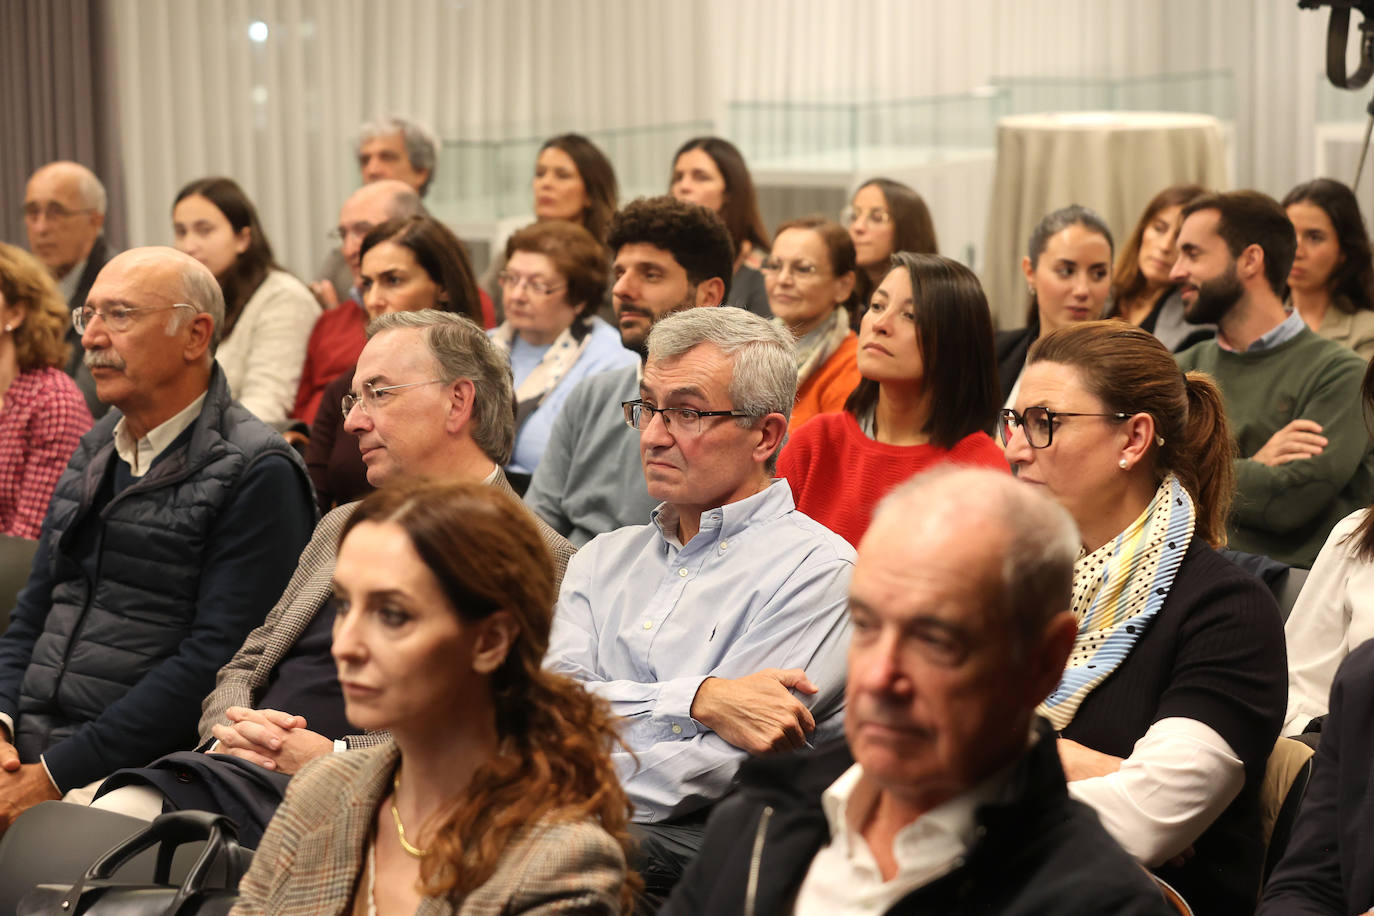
[669,136,771,317]
[1282,177,1374,360]
[845,177,938,329]
[1107,184,1213,352]
[779,252,1005,547]
[762,216,861,434]
[996,204,1114,405]
[489,221,637,488]
[306,215,483,513]
[172,177,319,424]
[234,480,633,914]
[0,243,92,539]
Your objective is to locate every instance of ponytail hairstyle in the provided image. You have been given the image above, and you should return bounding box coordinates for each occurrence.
[340,480,637,911]
[1023,204,1114,326]
[1027,320,1235,546]
[1344,356,1374,560]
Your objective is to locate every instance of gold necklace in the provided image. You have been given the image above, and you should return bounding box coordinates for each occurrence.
[390,771,430,858]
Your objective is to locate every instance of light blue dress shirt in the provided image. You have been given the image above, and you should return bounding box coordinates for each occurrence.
[546,479,856,823]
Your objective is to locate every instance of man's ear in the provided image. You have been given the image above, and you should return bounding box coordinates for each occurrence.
[182,311,215,363]
[444,377,476,434]
[471,610,518,674]
[753,412,789,469]
[1239,243,1265,284]
[697,276,727,308]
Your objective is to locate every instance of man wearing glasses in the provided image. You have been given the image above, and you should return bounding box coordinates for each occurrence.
[0,247,313,831]
[525,195,736,546]
[546,307,855,909]
[86,309,573,845]
[23,160,114,417]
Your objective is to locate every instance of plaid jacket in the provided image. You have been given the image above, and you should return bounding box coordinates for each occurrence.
[232,741,626,915]
[198,470,574,747]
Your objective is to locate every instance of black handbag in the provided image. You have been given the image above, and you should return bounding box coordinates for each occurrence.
[17,810,250,915]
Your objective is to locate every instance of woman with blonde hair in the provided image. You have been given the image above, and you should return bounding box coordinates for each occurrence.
[0,242,92,539]
[233,480,634,914]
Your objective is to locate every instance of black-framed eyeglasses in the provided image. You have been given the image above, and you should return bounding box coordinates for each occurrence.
[621,399,755,436]
[998,406,1129,449]
[342,378,446,419]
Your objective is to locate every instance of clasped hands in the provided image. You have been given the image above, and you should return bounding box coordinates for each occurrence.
[210,707,335,775]
[0,736,60,832]
[690,668,818,755]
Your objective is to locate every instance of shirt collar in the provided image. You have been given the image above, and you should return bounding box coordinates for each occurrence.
[650,478,795,547]
[1217,307,1305,353]
[57,255,89,304]
[113,392,208,477]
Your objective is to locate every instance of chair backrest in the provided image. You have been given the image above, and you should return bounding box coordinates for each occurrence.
[0,802,150,914]
[1150,872,1194,916]
[0,534,38,627]
[1258,736,1316,888]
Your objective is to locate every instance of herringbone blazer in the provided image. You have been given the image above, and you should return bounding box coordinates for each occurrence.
[198,470,574,746]
[230,742,627,915]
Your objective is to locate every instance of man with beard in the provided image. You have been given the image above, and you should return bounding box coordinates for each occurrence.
[1174,190,1374,566]
[524,196,734,545]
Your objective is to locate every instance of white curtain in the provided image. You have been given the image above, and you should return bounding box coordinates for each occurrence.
[109,0,1337,282]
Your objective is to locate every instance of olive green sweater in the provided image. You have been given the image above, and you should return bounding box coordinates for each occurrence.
[1177,328,1374,567]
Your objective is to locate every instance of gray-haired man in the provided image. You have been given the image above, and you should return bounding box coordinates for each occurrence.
[545,307,855,905]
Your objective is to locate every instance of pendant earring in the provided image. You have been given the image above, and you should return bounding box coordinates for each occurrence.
[1118,458,1129,469]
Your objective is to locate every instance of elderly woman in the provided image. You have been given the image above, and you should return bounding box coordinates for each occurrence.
[761,217,861,433]
[306,216,483,513]
[1282,178,1374,359]
[173,177,320,424]
[488,221,637,480]
[232,480,633,914]
[1000,320,1285,913]
[846,177,938,326]
[669,136,772,317]
[779,252,1006,547]
[1107,184,1213,352]
[996,205,1114,405]
[0,243,92,539]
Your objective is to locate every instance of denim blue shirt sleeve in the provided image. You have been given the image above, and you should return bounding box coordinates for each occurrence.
[546,479,855,822]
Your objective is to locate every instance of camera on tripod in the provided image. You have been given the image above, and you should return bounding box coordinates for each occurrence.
[1301,0,1374,89]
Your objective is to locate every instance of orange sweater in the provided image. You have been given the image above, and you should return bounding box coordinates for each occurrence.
[789,333,862,435]
[778,411,1010,546]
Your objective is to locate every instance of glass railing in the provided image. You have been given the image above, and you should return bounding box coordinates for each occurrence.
[990,70,1236,120]
[1316,74,1374,123]
[427,120,714,224]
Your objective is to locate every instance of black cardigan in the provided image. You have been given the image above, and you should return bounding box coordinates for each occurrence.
[1061,536,1287,914]
[995,317,1038,403]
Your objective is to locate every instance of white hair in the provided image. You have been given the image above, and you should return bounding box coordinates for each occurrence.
[173,259,226,353]
[356,116,439,197]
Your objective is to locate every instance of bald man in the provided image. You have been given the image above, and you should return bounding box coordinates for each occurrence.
[291,180,424,424]
[0,247,314,830]
[23,161,114,417]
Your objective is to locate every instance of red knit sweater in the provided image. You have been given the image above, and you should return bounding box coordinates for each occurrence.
[778,411,1010,546]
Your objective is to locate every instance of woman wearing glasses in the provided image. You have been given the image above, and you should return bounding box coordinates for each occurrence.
[306,216,483,513]
[762,217,861,434]
[172,177,319,424]
[488,222,637,484]
[669,136,773,317]
[777,252,1005,547]
[0,243,91,539]
[846,178,938,329]
[233,480,634,915]
[1000,320,1285,914]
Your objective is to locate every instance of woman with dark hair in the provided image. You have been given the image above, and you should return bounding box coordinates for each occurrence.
[846,177,938,324]
[1282,177,1374,359]
[172,177,319,423]
[1001,320,1284,914]
[307,216,483,513]
[1284,356,1374,734]
[762,216,861,433]
[777,252,1006,546]
[996,204,1114,405]
[489,221,636,479]
[0,242,92,539]
[669,136,772,317]
[1108,184,1213,352]
[233,480,634,914]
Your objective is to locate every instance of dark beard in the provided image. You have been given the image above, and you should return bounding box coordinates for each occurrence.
[618,283,700,359]
[1183,264,1244,325]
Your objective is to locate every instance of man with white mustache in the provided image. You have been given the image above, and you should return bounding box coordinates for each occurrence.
[524,195,735,546]
[0,247,313,832]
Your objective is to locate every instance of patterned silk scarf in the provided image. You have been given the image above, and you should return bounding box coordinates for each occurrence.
[782,306,851,387]
[489,322,593,427]
[1038,475,1194,731]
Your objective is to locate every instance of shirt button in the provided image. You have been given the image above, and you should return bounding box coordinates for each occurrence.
[643,621,653,630]
[719,540,729,550]
[672,724,683,734]
[678,567,688,577]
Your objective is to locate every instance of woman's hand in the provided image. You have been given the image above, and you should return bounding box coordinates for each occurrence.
[1251,419,1327,466]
